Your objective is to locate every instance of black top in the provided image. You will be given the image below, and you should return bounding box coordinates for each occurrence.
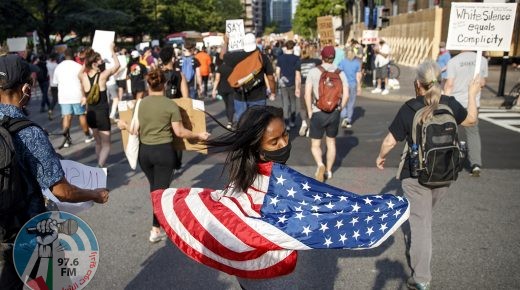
[87,73,108,108]
[389,95,467,179]
[217,62,234,94]
[223,50,274,102]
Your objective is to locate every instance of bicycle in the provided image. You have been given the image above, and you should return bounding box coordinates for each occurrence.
[388,60,400,79]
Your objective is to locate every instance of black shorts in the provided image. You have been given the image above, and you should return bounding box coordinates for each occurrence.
[309,110,340,139]
[116,80,126,89]
[87,107,111,131]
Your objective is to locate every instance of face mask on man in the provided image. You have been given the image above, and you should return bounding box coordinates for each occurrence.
[259,141,292,164]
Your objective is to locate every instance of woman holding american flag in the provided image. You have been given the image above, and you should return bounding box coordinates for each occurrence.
[152,106,410,289]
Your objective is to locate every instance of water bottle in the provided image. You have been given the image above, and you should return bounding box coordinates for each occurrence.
[459,141,467,159]
[410,144,420,178]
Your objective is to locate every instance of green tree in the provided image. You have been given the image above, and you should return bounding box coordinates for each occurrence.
[292,0,344,39]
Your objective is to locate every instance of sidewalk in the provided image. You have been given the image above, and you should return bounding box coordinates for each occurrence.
[361,64,520,108]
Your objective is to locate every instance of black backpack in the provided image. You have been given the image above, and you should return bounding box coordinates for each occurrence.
[0,117,36,214]
[397,99,465,187]
[164,69,182,99]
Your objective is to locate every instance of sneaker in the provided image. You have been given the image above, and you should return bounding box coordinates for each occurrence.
[59,138,72,149]
[85,134,95,143]
[325,171,333,180]
[315,164,326,182]
[406,277,430,290]
[371,88,382,94]
[381,89,390,95]
[470,165,481,177]
[149,230,166,243]
[226,122,233,129]
[299,123,308,137]
[47,110,53,120]
[341,119,350,129]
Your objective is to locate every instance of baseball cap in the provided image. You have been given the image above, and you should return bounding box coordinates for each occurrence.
[243,33,257,53]
[0,54,31,90]
[131,50,140,58]
[321,46,335,59]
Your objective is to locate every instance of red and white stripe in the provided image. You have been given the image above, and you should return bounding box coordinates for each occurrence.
[152,163,307,278]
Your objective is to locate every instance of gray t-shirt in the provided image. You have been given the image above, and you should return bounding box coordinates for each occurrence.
[446,51,488,108]
[305,63,348,113]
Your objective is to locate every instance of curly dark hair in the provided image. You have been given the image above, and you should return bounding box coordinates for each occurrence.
[205,106,284,192]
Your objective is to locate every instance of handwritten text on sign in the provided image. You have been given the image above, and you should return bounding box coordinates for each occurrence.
[226,19,245,51]
[446,3,517,51]
[317,16,335,47]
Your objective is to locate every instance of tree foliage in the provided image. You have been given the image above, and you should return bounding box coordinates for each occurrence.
[292,0,344,39]
[0,0,242,53]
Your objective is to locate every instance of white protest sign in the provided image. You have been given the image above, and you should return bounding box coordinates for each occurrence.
[226,19,245,51]
[43,160,107,215]
[362,30,379,45]
[151,39,160,47]
[446,3,517,52]
[92,30,115,61]
[6,37,28,52]
[138,42,150,51]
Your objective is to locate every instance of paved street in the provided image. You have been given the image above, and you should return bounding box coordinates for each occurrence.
[27,87,520,289]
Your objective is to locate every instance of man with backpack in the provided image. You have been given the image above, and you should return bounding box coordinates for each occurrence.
[177,42,202,99]
[225,33,276,121]
[304,46,349,182]
[0,54,109,289]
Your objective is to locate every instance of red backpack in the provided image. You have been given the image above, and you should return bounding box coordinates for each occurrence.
[316,66,343,112]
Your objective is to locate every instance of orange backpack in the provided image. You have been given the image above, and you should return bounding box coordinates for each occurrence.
[227,50,264,93]
[316,66,343,112]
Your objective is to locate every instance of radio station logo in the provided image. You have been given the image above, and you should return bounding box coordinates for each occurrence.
[13,211,99,290]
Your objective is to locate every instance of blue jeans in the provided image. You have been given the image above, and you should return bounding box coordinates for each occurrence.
[234,98,266,121]
[341,84,357,122]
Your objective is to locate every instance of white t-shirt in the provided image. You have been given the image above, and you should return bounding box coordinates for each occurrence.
[306,63,348,113]
[46,61,58,87]
[114,54,128,81]
[53,60,83,104]
[446,51,488,108]
[375,43,391,67]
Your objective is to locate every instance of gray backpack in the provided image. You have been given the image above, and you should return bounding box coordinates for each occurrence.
[397,99,465,187]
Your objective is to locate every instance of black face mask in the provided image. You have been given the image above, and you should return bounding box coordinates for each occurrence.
[260,141,291,164]
[98,62,106,72]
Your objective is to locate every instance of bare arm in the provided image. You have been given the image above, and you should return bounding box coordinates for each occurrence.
[295,70,301,98]
[180,72,189,98]
[444,78,454,95]
[304,80,313,118]
[460,76,481,127]
[171,121,210,140]
[376,132,398,170]
[212,72,220,98]
[50,177,108,203]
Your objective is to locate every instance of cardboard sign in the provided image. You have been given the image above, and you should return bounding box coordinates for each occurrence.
[92,30,115,61]
[317,16,334,47]
[172,98,208,154]
[6,37,27,52]
[226,19,245,51]
[43,160,107,215]
[118,98,207,156]
[362,30,379,45]
[446,2,517,51]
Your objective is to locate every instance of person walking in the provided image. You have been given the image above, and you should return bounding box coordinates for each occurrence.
[46,53,59,120]
[297,48,322,137]
[338,47,362,129]
[127,50,148,100]
[444,51,488,177]
[376,60,480,290]
[304,46,349,182]
[0,54,109,289]
[80,46,120,168]
[212,59,235,129]
[118,68,209,242]
[195,46,212,98]
[276,40,302,130]
[53,48,94,148]
[177,42,202,99]
[34,55,50,113]
[371,38,391,95]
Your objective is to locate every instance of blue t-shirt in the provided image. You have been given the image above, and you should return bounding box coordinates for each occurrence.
[338,58,361,86]
[276,53,301,87]
[0,104,64,190]
[437,52,451,79]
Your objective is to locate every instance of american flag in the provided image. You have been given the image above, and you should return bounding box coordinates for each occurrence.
[152,162,409,279]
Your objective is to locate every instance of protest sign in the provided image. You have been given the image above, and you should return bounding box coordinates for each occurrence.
[92,30,115,61]
[362,30,379,45]
[118,100,136,152]
[446,3,517,51]
[317,16,334,47]
[151,39,160,47]
[446,2,517,76]
[6,37,27,52]
[226,19,245,51]
[43,160,107,214]
[138,42,150,51]
[172,98,208,154]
